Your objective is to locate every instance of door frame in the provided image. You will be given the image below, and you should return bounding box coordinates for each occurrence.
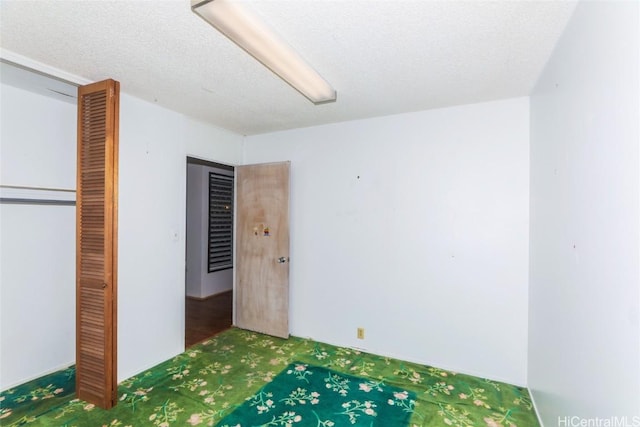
[184,156,236,345]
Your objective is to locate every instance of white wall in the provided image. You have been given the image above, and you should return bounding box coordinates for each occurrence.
[0,84,77,389]
[186,163,204,298]
[244,97,530,385]
[0,86,76,189]
[184,116,243,165]
[117,94,187,381]
[117,96,243,381]
[186,162,234,299]
[529,1,640,423]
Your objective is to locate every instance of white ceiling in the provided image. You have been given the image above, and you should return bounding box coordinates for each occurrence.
[0,0,577,136]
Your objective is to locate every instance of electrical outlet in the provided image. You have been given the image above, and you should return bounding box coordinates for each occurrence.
[357,327,365,340]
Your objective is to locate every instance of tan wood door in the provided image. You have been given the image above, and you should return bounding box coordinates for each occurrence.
[76,79,119,409]
[235,162,290,339]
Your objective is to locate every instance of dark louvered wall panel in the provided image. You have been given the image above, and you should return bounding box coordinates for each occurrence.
[208,173,234,272]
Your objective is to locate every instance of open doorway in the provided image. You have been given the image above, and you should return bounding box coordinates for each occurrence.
[185,157,234,347]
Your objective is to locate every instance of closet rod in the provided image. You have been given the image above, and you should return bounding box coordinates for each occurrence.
[0,184,76,192]
[0,198,75,206]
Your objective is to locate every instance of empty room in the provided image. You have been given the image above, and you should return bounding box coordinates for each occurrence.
[0,1,638,426]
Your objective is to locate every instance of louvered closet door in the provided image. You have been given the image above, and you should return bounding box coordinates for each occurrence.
[76,79,119,409]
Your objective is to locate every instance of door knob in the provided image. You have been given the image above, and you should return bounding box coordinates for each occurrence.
[277,257,289,263]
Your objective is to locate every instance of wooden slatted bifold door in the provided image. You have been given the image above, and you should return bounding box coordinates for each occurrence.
[76,79,119,409]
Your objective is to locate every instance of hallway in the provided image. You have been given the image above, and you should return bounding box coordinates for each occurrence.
[185,291,232,347]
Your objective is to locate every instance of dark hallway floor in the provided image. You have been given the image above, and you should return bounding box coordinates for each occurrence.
[185,290,233,347]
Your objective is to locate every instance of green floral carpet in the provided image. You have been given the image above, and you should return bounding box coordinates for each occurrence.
[0,328,539,427]
[216,362,415,426]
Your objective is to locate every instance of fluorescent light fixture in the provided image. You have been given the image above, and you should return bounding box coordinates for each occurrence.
[191,0,336,104]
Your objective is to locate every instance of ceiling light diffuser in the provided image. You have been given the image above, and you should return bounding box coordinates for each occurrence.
[191,0,337,104]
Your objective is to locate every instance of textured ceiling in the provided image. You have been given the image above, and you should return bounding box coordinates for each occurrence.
[0,0,576,136]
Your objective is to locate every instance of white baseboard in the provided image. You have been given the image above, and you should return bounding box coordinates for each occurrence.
[1,362,74,393]
[529,387,545,427]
